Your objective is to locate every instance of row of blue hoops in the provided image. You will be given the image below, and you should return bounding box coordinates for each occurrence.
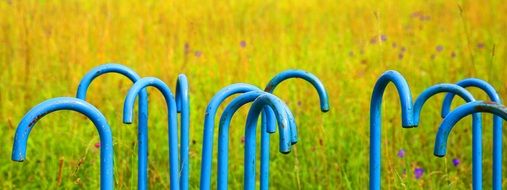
[11,64,507,190]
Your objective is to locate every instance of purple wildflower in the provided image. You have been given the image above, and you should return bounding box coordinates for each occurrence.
[397,149,405,158]
[436,45,444,52]
[240,40,247,48]
[194,51,202,57]
[410,11,423,18]
[94,142,100,148]
[380,34,387,42]
[452,158,460,167]
[477,43,485,49]
[414,168,424,179]
[420,15,431,21]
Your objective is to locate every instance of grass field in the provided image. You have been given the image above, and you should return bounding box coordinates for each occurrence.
[0,0,506,189]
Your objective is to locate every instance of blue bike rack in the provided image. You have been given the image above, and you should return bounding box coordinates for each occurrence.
[369,70,493,190]
[76,63,150,190]
[440,78,502,190]
[77,64,190,190]
[12,97,114,190]
[243,93,293,190]
[123,77,181,190]
[12,66,505,189]
[216,91,293,190]
[200,69,329,190]
[435,101,507,190]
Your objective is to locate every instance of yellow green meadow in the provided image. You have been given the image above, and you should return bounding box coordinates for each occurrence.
[0,0,505,189]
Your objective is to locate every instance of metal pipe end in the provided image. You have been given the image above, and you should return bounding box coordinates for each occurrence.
[433,153,445,158]
[11,153,26,162]
[123,119,133,124]
[123,113,133,124]
[402,124,418,128]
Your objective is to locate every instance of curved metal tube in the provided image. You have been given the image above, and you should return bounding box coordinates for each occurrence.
[265,69,330,112]
[12,97,114,190]
[434,102,507,176]
[435,101,507,154]
[175,74,190,190]
[370,70,415,190]
[217,91,292,190]
[123,77,179,190]
[414,83,482,189]
[441,78,502,189]
[76,63,149,190]
[199,83,274,190]
[262,69,329,189]
[265,69,329,142]
[244,93,292,190]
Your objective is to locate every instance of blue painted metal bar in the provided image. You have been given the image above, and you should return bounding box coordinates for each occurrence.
[12,97,114,190]
[262,69,329,190]
[76,63,149,190]
[435,101,507,154]
[265,69,330,112]
[244,93,292,190]
[217,91,293,190]
[175,74,190,190]
[123,77,179,190]
[370,71,487,190]
[434,102,507,185]
[414,83,482,189]
[369,70,415,190]
[441,78,502,190]
[199,83,278,190]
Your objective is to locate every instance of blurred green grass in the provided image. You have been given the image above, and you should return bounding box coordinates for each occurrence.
[0,0,506,189]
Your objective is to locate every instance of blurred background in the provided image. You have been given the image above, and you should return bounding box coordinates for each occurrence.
[0,0,505,189]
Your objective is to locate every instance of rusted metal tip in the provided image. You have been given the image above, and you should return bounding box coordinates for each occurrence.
[264,85,274,92]
[403,124,418,128]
